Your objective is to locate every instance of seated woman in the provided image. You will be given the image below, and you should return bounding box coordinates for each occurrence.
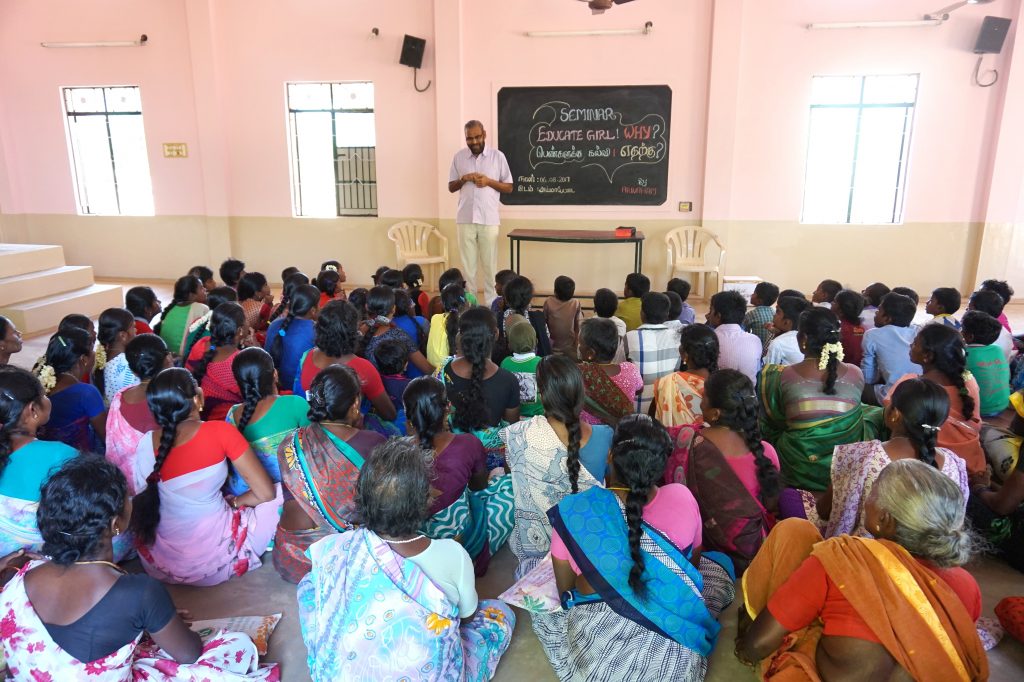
[426,284,469,368]
[1,454,278,680]
[548,416,736,681]
[652,323,720,427]
[273,365,385,583]
[816,377,969,538]
[0,367,78,556]
[188,302,247,422]
[265,283,319,391]
[227,347,309,495]
[97,307,138,404]
[125,285,162,336]
[34,327,106,452]
[314,266,345,308]
[577,317,643,428]
[358,286,434,376]
[737,460,987,681]
[760,308,882,492]
[494,276,552,362]
[441,307,520,468]
[392,289,431,378]
[181,286,237,360]
[266,271,310,328]
[406,376,514,575]
[968,431,1024,572]
[667,369,780,573]
[106,334,172,494]
[886,324,984,474]
[154,275,209,356]
[0,315,24,367]
[292,300,397,426]
[130,368,281,586]
[237,271,274,340]
[298,438,514,681]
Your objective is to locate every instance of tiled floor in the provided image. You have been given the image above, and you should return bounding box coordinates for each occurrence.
[8,282,1024,680]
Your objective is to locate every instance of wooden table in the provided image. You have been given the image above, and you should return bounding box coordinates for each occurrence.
[506,229,646,275]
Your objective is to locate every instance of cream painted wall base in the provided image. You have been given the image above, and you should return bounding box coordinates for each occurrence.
[0,213,1011,302]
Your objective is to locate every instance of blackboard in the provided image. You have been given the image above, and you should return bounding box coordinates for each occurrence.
[497,85,671,206]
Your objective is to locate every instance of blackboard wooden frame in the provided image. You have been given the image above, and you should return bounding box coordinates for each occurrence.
[497,85,671,206]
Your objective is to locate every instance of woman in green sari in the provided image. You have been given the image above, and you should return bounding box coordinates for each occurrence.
[272,364,385,583]
[154,275,208,356]
[226,347,310,495]
[760,308,882,493]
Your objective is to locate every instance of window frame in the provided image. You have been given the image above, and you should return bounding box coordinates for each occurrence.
[285,81,378,218]
[800,74,920,225]
[61,85,153,216]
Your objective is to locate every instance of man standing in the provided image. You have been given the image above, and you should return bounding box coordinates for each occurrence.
[448,120,512,304]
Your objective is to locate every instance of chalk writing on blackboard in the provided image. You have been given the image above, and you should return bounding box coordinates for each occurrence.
[498,86,671,206]
[528,101,667,183]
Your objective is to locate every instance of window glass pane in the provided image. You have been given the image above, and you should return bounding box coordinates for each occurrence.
[108,115,154,215]
[288,83,332,110]
[333,82,374,110]
[334,112,376,147]
[849,107,912,223]
[802,108,858,223]
[863,75,919,105]
[105,87,143,113]
[67,115,119,214]
[65,87,106,114]
[810,76,862,105]
[293,111,337,217]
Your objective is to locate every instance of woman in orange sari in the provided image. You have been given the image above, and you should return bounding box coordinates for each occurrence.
[736,459,987,681]
[652,324,719,426]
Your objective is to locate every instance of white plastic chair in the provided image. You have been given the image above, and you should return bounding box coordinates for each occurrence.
[665,227,726,299]
[387,221,449,287]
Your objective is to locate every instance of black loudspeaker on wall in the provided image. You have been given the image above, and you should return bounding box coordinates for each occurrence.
[399,35,426,69]
[974,17,1012,55]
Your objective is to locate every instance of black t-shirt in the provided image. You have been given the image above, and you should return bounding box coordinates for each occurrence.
[444,365,520,427]
[43,573,177,663]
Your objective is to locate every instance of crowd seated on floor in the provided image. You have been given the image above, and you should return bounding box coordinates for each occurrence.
[0,263,1023,681]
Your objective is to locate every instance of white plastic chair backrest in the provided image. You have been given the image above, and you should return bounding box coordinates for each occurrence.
[667,227,720,266]
[388,221,437,257]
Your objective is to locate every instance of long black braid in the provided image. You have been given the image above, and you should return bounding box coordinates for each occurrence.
[916,324,976,421]
[130,368,197,546]
[450,307,495,432]
[538,355,585,493]
[231,348,277,433]
[358,286,395,357]
[192,303,245,385]
[704,369,781,506]
[889,378,949,468]
[798,308,843,395]
[269,272,311,324]
[441,284,466,356]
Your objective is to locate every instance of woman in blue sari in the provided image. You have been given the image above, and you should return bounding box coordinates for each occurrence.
[548,415,736,681]
[34,327,106,453]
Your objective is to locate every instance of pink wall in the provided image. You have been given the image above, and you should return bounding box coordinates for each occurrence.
[721,0,1018,223]
[0,0,206,215]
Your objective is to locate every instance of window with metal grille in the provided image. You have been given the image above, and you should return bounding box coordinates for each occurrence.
[287,82,377,217]
[62,86,154,216]
[801,75,919,224]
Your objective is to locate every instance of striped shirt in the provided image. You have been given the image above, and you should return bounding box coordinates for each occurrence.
[626,324,682,413]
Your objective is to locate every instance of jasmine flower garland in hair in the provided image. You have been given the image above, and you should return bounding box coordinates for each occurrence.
[93,344,106,371]
[817,342,844,371]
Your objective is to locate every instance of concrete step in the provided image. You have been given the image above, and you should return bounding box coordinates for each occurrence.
[0,284,124,336]
[0,265,96,307]
[0,244,66,278]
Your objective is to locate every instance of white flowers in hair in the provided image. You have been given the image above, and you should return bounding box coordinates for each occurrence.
[920,423,941,433]
[325,264,339,273]
[36,364,56,393]
[817,341,845,371]
[93,344,106,371]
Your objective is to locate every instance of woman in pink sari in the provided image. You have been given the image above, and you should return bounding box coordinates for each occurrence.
[130,368,281,586]
[1,454,278,681]
[105,334,172,495]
